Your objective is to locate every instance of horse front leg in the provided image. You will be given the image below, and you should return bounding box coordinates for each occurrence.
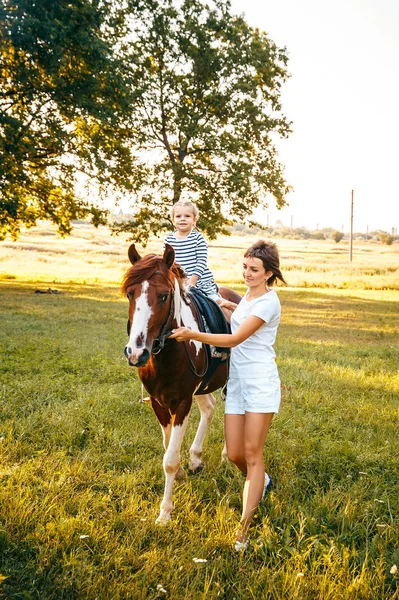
[151,396,185,482]
[156,413,189,525]
[159,422,185,482]
[189,393,216,473]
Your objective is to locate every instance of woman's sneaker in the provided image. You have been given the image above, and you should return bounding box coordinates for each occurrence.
[234,538,249,552]
[261,473,272,501]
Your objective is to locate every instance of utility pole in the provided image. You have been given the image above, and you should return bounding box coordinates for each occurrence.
[349,189,354,262]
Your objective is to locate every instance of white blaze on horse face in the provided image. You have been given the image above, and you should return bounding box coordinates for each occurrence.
[128,281,152,356]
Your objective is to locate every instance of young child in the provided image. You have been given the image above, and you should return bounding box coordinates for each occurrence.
[164,200,219,300]
[170,240,286,551]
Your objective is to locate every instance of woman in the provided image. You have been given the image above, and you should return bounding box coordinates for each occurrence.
[170,239,287,550]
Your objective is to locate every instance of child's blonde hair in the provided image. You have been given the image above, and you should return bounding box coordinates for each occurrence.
[171,200,199,220]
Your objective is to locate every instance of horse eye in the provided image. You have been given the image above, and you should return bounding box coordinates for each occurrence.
[159,294,168,303]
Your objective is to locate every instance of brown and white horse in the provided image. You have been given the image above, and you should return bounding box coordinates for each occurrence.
[122,243,240,524]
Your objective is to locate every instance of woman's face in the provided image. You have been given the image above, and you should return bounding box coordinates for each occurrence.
[242,256,272,288]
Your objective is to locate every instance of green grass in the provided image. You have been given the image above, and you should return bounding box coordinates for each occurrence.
[1,279,399,599]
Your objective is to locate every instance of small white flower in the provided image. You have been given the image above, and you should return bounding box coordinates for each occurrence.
[390,565,398,575]
[156,584,167,593]
[297,572,304,578]
[79,535,90,539]
[193,558,208,563]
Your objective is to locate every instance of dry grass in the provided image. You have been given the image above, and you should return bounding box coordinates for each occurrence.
[0,221,398,290]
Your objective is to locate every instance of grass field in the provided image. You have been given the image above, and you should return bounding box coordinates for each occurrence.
[1,223,399,599]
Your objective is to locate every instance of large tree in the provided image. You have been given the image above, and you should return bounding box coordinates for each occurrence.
[1,0,291,243]
[113,0,291,243]
[0,0,136,240]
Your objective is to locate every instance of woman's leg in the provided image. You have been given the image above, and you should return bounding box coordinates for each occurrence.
[224,413,246,473]
[238,412,274,540]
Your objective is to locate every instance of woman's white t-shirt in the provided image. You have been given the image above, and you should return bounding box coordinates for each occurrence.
[229,289,281,379]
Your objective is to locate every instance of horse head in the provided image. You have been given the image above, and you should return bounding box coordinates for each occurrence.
[122,244,184,367]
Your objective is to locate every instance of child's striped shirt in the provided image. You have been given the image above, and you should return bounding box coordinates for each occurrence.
[164,229,218,296]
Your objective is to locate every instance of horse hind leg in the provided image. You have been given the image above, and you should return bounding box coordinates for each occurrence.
[189,393,216,474]
[156,414,189,525]
[221,440,228,462]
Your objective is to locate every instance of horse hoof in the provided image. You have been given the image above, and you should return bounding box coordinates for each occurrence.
[155,514,171,526]
[189,463,204,475]
[175,467,185,481]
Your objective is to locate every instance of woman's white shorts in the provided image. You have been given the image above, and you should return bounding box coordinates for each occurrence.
[224,376,281,415]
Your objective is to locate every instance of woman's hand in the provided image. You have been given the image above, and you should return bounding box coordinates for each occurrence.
[217,299,237,312]
[169,327,194,342]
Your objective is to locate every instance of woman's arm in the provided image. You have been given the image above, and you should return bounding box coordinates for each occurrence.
[217,299,238,312]
[170,315,264,348]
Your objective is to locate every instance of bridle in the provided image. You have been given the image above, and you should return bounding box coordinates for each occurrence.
[126,289,174,355]
[150,290,175,355]
[126,276,208,377]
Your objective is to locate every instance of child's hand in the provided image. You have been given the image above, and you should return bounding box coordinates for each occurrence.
[186,275,198,287]
[170,327,193,341]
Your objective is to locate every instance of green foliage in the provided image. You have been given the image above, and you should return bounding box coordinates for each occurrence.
[332,230,344,243]
[111,0,291,244]
[0,0,136,240]
[1,281,398,598]
[1,0,291,244]
[379,233,393,245]
[309,230,326,240]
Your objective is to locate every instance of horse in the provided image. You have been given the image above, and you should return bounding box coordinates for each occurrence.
[122,243,241,524]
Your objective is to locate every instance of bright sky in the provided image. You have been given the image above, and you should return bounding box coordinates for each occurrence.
[231,0,399,233]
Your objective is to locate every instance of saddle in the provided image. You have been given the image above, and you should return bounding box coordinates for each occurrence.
[187,287,230,395]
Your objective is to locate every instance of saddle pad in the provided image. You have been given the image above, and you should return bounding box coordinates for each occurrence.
[187,288,231,341]
[187,288,231,395]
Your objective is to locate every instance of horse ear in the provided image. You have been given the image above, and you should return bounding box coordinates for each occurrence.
[128,244,141,265]
[163,243,175,269]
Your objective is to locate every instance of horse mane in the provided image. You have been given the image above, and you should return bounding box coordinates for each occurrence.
[121,253,186,295]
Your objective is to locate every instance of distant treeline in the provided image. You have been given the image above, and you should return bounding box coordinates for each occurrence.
[110,213,397,245]
[226,223,397,244]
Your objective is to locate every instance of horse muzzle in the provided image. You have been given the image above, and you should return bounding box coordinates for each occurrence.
[124,345,150,367]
